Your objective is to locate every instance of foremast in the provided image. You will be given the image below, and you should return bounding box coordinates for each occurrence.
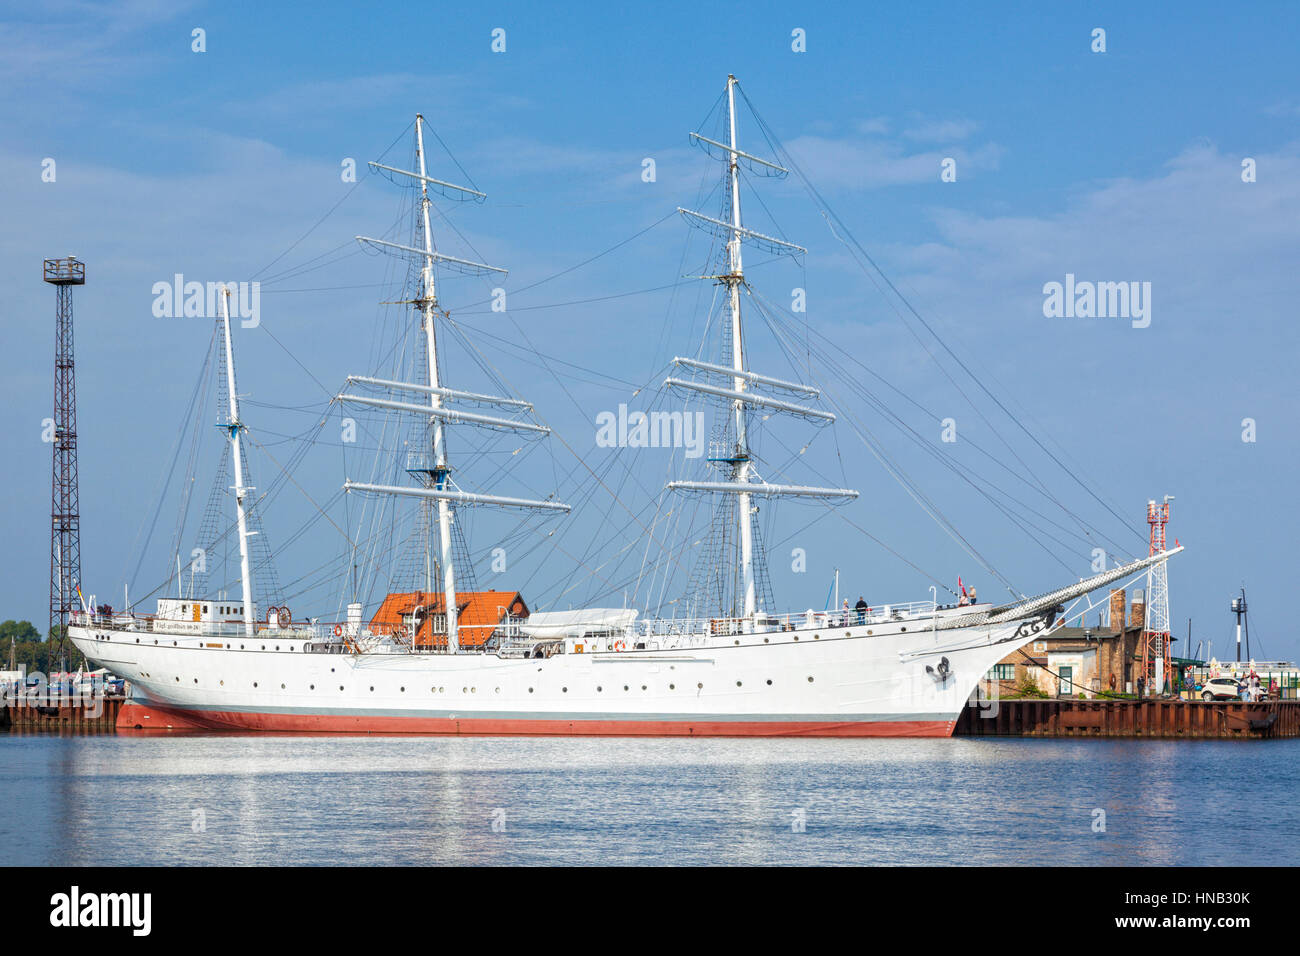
[341,114,570,653]
[668,75,857,624]
[723,75,757,620]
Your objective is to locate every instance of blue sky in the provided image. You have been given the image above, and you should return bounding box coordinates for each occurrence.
[2,1,1298,663]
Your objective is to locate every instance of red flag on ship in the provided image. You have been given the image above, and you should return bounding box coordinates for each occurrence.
[958,576,967,598]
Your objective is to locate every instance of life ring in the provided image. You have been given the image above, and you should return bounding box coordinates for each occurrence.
[279,606,291,626]
[613,639,626,652]
[333,625,343,637]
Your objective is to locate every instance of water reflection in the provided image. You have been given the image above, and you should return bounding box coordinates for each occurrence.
[0,735,1294,865]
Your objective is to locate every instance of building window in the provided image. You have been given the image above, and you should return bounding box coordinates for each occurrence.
[989,664,1015,680]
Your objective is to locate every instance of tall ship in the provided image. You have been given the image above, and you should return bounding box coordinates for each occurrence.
[68,78,1178,736]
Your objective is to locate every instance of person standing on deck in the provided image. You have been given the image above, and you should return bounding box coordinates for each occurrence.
[855,596,868,625]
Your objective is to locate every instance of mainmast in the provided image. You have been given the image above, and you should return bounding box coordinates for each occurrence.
[343,115,571,653]
[668,75,858,623]
[413,115,461,652]
[220,289,255,636]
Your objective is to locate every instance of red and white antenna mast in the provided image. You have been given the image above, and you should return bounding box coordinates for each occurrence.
[1141,496,1174,692]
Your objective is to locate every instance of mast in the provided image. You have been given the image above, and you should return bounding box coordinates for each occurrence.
[670,76,857,623]
[220,289,255,636]
[723,75,757,620]
[343,116,571,653]
[414,114,460,653]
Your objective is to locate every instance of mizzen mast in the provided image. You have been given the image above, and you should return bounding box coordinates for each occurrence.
[220,288,256,637]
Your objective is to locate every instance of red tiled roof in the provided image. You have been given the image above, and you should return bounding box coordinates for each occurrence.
[369,590,528,647]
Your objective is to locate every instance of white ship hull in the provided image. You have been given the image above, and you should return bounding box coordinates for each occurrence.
[69,610,1039,737]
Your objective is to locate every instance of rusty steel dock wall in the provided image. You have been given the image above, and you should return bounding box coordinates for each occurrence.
[955,698,1300,739]
[2,695,124,732]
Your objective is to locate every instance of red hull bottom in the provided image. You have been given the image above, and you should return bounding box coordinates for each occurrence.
[116,701,955,738]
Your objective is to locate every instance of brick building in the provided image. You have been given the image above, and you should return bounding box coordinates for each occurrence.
[982,588,1154,698]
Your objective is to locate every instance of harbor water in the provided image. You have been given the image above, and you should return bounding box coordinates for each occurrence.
[2,734,1296,866]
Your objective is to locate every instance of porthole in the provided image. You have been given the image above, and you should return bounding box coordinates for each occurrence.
[135,638,139,643]
[736,681,743,687]
[220,680,224,686]
[172,641,177,646]
[623,685,629,691]
[276,646,280,651]
[814,634,820,640]
[154,639,158,645]
[401,687,406,693]
[261,645,266,650]
[439,687,444,693]
[641,685,647,690]
[470,687,475,694]
[193,678,198,684]
[697,682,703,689]
[734,640,740,645]
[310,684,315,690]
[528,687,534,693]
[766,679,773,685]
[794,636,799,641]
[669,683,675,690]
[370,686,375,692]
[901,627,907,633]
[253,682,258,688]
[807,676,814,683]
[240,644,245,649]
[597,686,603,692]
[868,630,873,636]
[495,687,500,694]
[462,687,468,694]
[280,684,285,689]
[175,677,180,682]
[562,687,568,693]
[339,686,344,691]
[763,638,769,644]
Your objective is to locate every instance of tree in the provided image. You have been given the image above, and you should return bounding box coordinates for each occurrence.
[0,620,41,644]
[1,620,85,674]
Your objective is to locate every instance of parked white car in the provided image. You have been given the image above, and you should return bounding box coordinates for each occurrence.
[1201,676,1244,701]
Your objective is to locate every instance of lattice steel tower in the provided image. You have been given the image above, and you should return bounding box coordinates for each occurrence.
[1141,496,1173,692]
[45,256,85,666]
